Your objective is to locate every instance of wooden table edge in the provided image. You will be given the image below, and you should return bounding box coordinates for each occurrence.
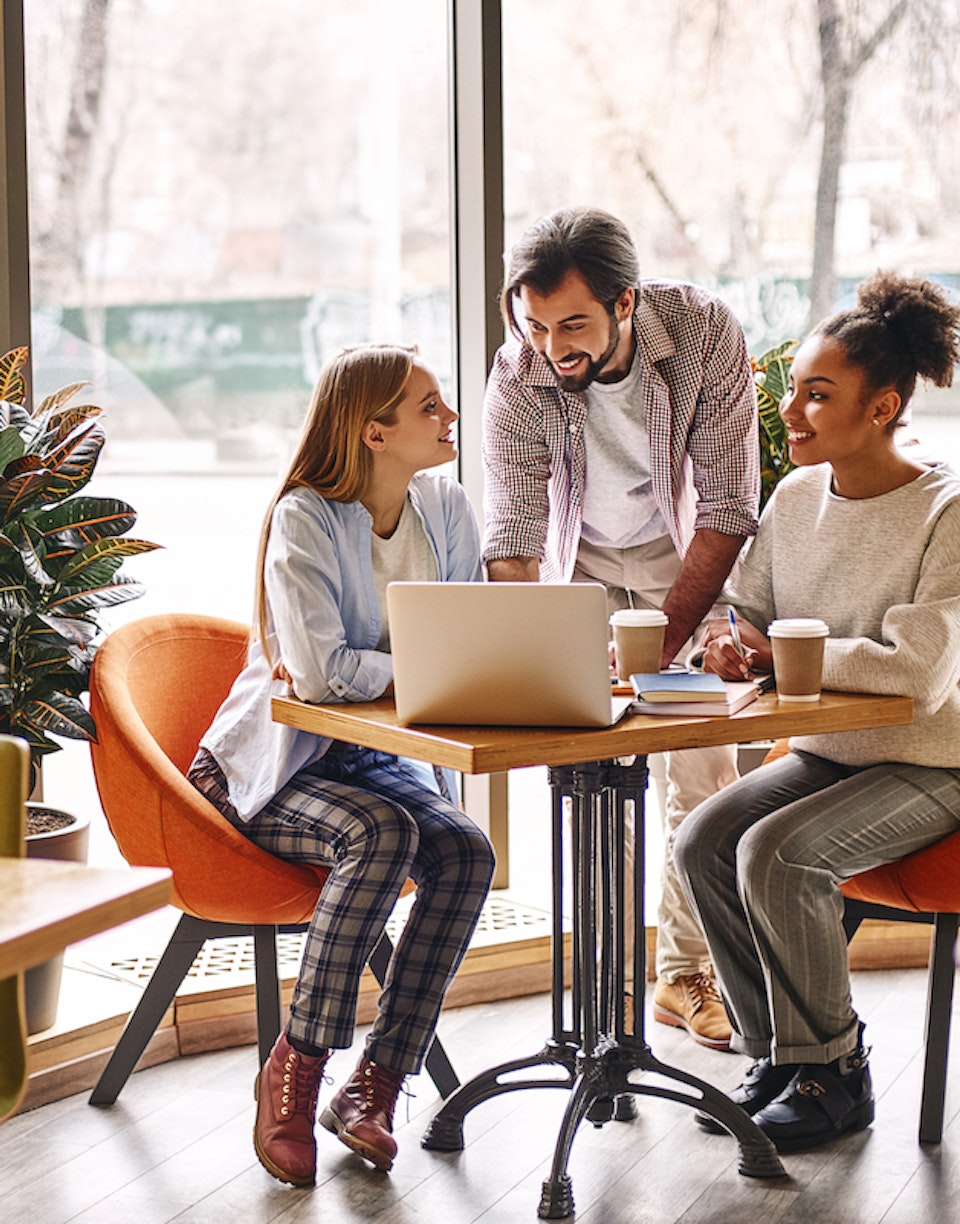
[272,692,916,775]
[0,861,172,979]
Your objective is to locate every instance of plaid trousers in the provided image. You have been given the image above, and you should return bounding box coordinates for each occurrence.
[189,745,495,1074]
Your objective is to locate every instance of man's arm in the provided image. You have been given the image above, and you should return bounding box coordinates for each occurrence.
[660,528,745,665]
[487,557,540,582]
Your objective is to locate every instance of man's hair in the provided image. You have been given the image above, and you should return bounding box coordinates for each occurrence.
[501,206,640,338]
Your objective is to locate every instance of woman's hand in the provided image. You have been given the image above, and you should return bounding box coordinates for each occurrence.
[272,659,294,686]
[700,616,773,679]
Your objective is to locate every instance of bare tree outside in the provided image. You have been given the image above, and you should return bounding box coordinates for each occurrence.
[812,0,907,324]
[32,0,112,309]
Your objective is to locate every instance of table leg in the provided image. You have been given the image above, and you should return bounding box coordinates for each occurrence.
[422,756,785,1216]
[421,775,585,1152]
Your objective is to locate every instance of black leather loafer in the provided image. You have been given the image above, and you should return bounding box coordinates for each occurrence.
[753,1045,873,1153]
[695,1056,798,1133]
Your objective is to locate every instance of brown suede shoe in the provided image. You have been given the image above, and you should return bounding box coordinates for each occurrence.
[254,1032,330,1186]
[653,972,732,1050]
[319,1055,405,1172]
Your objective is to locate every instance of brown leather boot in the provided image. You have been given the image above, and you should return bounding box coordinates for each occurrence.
[652,971,732,1050]
[253,1032,329,1186]
[319,1055,405,1171]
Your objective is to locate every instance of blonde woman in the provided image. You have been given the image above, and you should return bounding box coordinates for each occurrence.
[189,345,494,1184]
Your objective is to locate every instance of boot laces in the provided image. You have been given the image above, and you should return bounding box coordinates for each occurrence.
[281,1047,327,1118]
[686,972,721,1016]
[361,1059,406,1123]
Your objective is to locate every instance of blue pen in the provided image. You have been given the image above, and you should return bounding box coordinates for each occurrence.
[728,607,746,659]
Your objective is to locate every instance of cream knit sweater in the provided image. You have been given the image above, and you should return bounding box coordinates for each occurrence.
[728,463,960,767]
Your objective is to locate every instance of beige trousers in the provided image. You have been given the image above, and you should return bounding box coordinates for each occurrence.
[573,536,739,986]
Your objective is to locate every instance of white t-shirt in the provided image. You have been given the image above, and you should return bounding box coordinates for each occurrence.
[581,350,669,549]
[370,496,438,650]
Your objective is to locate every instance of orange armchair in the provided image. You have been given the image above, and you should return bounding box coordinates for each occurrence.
[763,738,960,1143]
[87,613,457,1105]
[841,836,960,1143]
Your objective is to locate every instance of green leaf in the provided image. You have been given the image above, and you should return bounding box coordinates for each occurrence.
[0,466,55,522]
[33,382,88,417]
[0,400,31,433]
[753,342,798,511]
[34,614,98,648]
[0,424,25,472]
[20,692,97,742]
[0,578,32,616]
[0,349,28,404]
[35,496,137,543]
[28,419,105,503]
[53,537,160,586]
[45,574,146,616]
[7,716,55,753]
[4,518,54,587]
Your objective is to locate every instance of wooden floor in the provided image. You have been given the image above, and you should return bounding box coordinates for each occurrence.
[2,965,959,1224]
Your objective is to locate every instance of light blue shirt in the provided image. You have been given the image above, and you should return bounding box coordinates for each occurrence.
[203,472,482,819]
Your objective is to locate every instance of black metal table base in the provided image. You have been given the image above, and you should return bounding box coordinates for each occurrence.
[421,758,786,1219]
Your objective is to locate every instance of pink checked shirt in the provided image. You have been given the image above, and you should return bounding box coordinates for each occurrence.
[482,280,760,582]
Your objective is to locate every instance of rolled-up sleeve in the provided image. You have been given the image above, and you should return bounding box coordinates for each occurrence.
[481,345,553,564]
[686,298,760,540]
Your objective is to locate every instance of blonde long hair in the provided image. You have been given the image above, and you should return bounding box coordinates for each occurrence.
[254,343,417,653]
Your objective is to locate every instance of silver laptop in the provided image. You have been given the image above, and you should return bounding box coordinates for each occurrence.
[386,581,635,727]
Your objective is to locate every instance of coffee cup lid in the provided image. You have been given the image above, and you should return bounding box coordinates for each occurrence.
[767,618,829,638]
[609,609,669,627]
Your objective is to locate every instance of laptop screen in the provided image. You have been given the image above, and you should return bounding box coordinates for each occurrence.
[387,582,628,727]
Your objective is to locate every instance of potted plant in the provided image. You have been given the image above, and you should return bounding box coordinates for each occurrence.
[0,346,159,1031]
[754,339,797,510]
[730,339,800,778]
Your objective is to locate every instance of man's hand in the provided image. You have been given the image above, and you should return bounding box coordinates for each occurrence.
[487,557,540,582]
[660,529,746,665]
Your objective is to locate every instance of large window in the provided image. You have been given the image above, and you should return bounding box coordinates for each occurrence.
[15,0,960,822]
[25,0,452,627]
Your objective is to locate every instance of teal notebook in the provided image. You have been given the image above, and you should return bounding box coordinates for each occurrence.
[629,673,761,717]
[630,671,728,703]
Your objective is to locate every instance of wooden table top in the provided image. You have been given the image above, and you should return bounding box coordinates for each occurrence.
[0,859,171,980]
[272,690,915,775]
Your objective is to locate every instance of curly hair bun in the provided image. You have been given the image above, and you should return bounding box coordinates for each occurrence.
[856,271,960,389]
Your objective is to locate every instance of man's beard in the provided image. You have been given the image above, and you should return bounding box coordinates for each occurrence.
[551,310,621,392]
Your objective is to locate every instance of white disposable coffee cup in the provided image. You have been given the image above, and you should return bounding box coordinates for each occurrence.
[609,609,669,681]
[767,618,829,702]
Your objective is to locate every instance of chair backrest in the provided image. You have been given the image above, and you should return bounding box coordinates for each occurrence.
[89,613,324,923]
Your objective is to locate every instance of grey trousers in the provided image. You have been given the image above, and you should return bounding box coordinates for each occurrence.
[674,749,960,1064]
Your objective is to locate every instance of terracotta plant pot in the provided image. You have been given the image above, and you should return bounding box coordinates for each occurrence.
[24,804,91,1035]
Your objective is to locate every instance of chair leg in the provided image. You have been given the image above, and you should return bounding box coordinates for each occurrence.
[89,913,206,1106]
[252,925,283,1067]
[842,897,866,943]
[919,913,959,1144]
[368,931,460,1099]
